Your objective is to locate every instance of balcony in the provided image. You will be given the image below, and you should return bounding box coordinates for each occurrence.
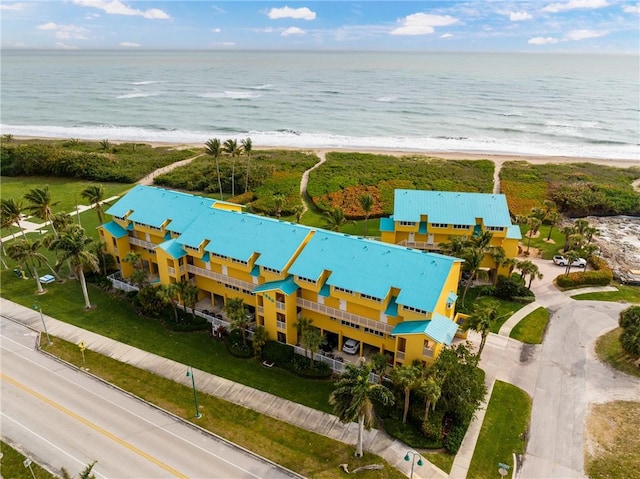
[187,264,255,292]
[276,320,286,330]
[296,298,393,335]
[423,347,435,358]
[398,239,437,251]
[129,236,156,250]
[275,301,286,311]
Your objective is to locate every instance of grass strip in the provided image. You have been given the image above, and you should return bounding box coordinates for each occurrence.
[467,381,531,479]
[594,328,640,378]
[585,401,640,479]
[509,307,550,344]
[0,440,57,479]
[572,284,640,303]
[41,336,405,479]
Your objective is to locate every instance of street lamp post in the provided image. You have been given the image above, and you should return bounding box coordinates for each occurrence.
[404,451,424,479]
[33,301,52,346]
[186,366,202,419]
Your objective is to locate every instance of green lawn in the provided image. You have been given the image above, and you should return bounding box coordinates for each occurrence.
[0,441,58,479]
[594,328,640,378]
[573,284,640,303]
[42,336,406,479]
[519,224,565,260]
[458,287,526,333]
[510,307,550,344]
[467,381,531,479]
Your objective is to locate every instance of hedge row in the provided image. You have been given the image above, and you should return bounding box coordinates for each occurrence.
[556,268,613,288]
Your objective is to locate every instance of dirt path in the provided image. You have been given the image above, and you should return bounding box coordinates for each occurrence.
[633,177,640,192]
[138,152,205,186]
[299,150,328,215]
[493,159,504,194]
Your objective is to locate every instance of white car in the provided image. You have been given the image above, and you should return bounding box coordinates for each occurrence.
[342,339,360,355]
[553,255,587,267]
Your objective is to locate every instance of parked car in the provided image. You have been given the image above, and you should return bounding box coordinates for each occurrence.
[553,255,587,267]
[342,338,360,355]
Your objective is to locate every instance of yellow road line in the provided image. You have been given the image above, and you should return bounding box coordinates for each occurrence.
[1,373,188,479]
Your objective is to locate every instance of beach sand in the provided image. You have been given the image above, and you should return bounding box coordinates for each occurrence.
[12,135,640,169]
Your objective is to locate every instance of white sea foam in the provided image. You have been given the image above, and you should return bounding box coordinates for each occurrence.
[249,84,273,90]
[131,81,167,85]
[199,91,262,99]
[376,96,397,102]
[116,92,161,99]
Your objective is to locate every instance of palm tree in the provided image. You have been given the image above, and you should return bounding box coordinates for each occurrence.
[330,363,394,457]
[1,198,27,238]
[223,138,242,198]
[563,249,582,275]
[49,225,99,309]
[301,326,325,368]
[252,325,269,359]
[123,251,148,288]
[525,216,541,253]
[7,238,50,294]
[439,235,469,258]
[81,185,109,224]
[359,194,373,236]
[273,194,285,218]
[519,261,543,288]
[241,137,252,194]
[323,208,352,232]
[561,225,575,252]
[224,297,249,345]
[158,283,180,321]
[461,247,488,305]
[178,280,199,317]
[292,204,304,223]
[463,300,500,358]
[546,211,561,241]
[24,186,60,236]
[471,230,493,250]
[369,352,391,384]
[420,376,441,423]
[391,363,423,424]
[488,246,506,284]
[204,138,224,200]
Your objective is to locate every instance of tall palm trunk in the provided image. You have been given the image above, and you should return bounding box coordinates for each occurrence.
[231,159,236,197]
[29,260,44,293]
[356,414,365,457]
[215,159,223,200]
[403,387,411,424]
[77,266,92,309]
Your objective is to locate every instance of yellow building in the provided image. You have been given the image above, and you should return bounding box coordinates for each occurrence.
[380,189,521,280]
[100,186,466,367]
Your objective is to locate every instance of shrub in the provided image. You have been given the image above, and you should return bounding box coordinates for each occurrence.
[443,422,468,454]
[495,276,532,300]
[619,306,640,357]
[556,269,613,288]
[262,341,294,365]
[225,329,253,358]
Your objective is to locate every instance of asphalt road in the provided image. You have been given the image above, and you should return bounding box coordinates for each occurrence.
[0,318,300,479]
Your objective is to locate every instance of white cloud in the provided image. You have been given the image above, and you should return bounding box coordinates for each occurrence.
[390,13,458,36]
[528,36,559,44]
[212,28,221,33]
[72,0,170,20]
[37,22,89,40]
[564,29,608,40]
[509,11,533,21]
[267,6,316,20]
[281,26,305,37]
[214,41,235,47]
[85,12,101,19]
[0,3,26,10]
[440,33,454,39]
[543,0,609,13]
[55,42,80,49]
[120,41,140,47]
[623,3,640,13]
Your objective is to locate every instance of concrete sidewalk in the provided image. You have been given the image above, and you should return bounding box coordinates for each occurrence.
[0,297,447,479]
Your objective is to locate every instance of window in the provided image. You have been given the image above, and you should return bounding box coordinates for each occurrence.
[404,305,427,315]
[452,224,469,230]
[263,266,281,274]
[431,223,448,228]
[226,284,254,295]
[231,257,248,265]
[184,244,200,252]
[399,221,415,226]
[335,286,355,295]
[211,252,227,260]
[364,327,385,337]
[134,221,162,231]
[487,226,505,232]
[361,293,381,302]
[114,215,126,221]
[340,319,360,330]
[298,276,317,284]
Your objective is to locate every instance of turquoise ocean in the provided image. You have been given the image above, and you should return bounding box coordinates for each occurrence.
[1,50,638,161]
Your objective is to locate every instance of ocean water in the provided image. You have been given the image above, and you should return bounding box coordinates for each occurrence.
[1,50,638,161]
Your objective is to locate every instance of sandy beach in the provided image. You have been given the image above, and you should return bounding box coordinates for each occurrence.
[12,135,640,169]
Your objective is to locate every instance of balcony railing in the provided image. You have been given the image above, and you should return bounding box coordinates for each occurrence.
[398,240,436,250]
[423,347,435,358]
[129,236,156,250]
[275,301,286,311]
[396,351,405,361]
[187,265,255,292]
[107,271,139,293]
[276,320,286,330]
[296,298,393,335]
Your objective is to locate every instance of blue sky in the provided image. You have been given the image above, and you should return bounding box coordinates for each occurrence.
[1,1,638,52]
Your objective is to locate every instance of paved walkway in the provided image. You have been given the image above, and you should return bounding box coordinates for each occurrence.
[0,297,447,479]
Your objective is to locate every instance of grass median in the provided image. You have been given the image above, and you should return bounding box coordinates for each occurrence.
[509,307,549,344]
[41,335,405,479]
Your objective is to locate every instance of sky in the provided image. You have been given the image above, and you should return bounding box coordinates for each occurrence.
[1,0,639,52]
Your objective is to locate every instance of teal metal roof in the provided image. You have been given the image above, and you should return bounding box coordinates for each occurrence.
[288,231,461,313]
[319,283,330,297]
[393,189,516,229]
[101,221,128,239]
[179,209,312,270]
[253,276,299,295]
[391,313,458,345]
[250,265,260,277]
[106,185,216,231]
[158,239,186,259]
[379,217,395,232]
[447,292,458,303]
[426,313,459,345]
[385,296,398,317]
[506,225,522,240]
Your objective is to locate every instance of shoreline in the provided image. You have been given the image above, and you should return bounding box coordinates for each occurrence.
[11,135,640,169]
